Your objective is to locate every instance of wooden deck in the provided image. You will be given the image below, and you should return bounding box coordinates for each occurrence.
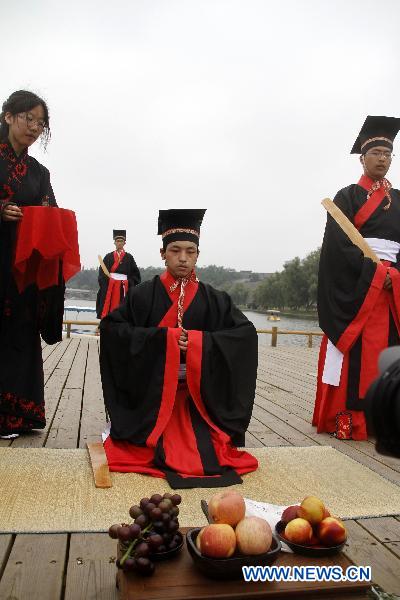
[0,337,399,599]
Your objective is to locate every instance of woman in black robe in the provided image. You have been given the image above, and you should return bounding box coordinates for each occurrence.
[0,90,63,438]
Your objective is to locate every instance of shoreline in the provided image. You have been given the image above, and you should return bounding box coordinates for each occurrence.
[243,308,318,321]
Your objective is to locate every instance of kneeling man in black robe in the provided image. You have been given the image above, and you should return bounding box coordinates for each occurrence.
[100,209,258,488]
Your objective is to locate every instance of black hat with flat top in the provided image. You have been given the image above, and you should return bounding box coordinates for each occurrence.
[158,209,206,248]
[351,115,400,154]
[113,230,126,240]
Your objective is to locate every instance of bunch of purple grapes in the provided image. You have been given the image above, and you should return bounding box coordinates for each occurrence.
[109,492,182,576]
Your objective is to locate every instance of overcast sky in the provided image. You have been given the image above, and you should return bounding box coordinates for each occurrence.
[2,0,400,272]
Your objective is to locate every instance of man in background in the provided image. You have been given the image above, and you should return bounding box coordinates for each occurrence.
[96,229,141,319]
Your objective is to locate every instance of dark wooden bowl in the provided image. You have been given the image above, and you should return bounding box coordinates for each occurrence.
[275,520,346,556]
[151,530,184,561]
[186,527,281,579]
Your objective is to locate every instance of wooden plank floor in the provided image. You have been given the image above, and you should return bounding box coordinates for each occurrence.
[1,337,399,598]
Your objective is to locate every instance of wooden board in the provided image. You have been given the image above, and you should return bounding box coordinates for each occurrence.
[117,528,370,600]
[64,533,118,600]
[342,520,400,595]
[0,534,67,600]
[79,339,108,447]
[87,441,112,488]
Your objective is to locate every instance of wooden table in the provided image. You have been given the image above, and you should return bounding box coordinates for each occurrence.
[116,528,370,599]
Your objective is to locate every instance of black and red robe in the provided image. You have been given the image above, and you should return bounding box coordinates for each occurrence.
[96,251,140,319]
[100,270,258,488]
[313,174,400,440]
[0,140,64,436]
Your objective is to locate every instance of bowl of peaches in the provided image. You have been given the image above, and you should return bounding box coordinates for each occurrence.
[275,495,348,556]
[186,491,281,579]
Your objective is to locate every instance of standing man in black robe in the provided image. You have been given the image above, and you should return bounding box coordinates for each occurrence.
[96,230,141,319]
[100,209,258,488]
[313,116,400,440]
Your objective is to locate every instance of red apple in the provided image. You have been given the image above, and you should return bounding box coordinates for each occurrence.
[284,518,313,545]
[323,507,331,519]
[196,527,204,551]
[208,490,246,527]
[281,505,300,524]
[199,524,237,558]
[298,496,325,525]
[317,517,347,546]
[235,517,273,555]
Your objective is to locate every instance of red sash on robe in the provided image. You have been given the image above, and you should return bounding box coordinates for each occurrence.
[335,176,391,354]
[12,206,81,292]
[101,251,129,318]
[354,175,390,230]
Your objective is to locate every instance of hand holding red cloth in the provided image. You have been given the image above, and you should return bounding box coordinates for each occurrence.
[13,206,81,292]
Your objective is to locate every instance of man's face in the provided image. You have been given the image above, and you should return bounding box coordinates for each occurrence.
[361,145,393,180]
[160,240,199,279]
[114,238,125,251]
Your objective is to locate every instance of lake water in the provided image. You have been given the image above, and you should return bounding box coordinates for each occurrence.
[243,311,321,348]
[64,300,322,347]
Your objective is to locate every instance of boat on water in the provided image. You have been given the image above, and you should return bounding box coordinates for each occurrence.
[266,309,281,321]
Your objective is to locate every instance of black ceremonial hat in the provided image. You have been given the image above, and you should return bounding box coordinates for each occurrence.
[158,209,206,248]
[113,229,126,240]
[351,115,400,154]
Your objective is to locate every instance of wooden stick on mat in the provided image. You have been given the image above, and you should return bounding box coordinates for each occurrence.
[87,442,112,488]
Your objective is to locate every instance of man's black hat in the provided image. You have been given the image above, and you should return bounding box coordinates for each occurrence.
[351,115,400,154]
[113,229,126,240]
[158,209,206,248]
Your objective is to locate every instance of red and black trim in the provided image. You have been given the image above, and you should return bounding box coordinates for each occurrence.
[314,178,400,440]
[0,390,45,435]
[0,142,29,206]
[355,175,391,229]
[335,262,387,354]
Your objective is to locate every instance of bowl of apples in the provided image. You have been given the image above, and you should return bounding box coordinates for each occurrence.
[186,491,281,579]
[275,496,347,557]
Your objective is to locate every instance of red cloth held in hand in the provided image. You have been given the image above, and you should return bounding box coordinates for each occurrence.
[13,206,81,292]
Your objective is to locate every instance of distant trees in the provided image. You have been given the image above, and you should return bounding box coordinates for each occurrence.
[67,264,245,292]
[197,265,243,287]
[67,251,321,312]
[140,266,163,281]
[229,283,249,306]
[253,272,284,309]
[254,248,320,310]
[68,267,98,290]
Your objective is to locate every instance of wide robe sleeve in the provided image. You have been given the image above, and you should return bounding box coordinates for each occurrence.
[126,253,141,287]
[96,253,116,319]
[37,267,65,344]
[318,186,387,354]
[189,285,258,447]
[99,280,171,443]
[38,164,57,206]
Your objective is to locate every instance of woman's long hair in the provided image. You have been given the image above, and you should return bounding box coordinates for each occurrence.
[0,90,50,147]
